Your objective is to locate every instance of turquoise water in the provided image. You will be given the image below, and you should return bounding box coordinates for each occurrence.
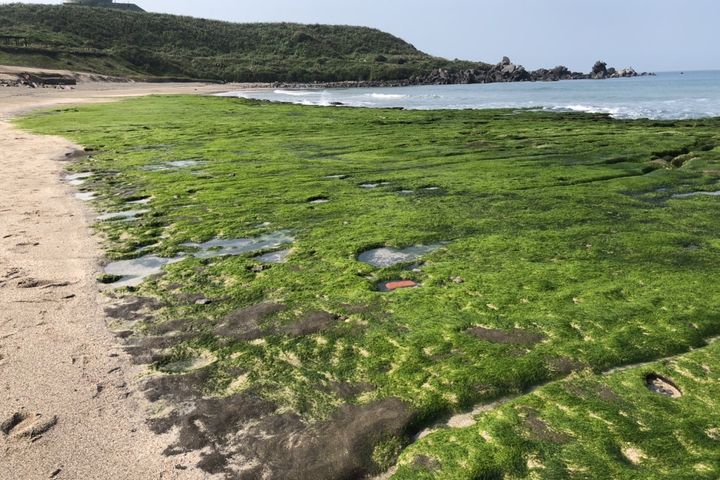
[222,71,720,120]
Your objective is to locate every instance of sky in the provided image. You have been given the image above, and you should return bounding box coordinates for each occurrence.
[2,0,718,71]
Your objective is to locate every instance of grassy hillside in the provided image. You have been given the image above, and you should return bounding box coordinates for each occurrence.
[17,96,720,478]
[0,3,479,82]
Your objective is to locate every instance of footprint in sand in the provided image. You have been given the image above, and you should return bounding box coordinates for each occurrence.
[1,411,58,441]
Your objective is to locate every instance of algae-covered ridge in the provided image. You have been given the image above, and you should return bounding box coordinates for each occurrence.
[17,96,720,479]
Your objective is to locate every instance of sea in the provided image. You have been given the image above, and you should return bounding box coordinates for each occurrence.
[220,70,720,120]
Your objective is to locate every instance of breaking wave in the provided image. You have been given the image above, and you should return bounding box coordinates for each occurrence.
[273,89,324,96]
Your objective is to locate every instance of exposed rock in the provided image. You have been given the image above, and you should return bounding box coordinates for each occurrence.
[401,57,653,86]
[467,326,545,345]
[611,67,638,78]
[282,310,338,336]
[215,302,286,341]
[591,60,608,79]
[149,392,415,479]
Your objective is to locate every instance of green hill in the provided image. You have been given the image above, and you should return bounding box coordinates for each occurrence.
[0,3,480,82]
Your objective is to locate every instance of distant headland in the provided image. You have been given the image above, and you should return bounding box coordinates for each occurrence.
[1,3,652,86]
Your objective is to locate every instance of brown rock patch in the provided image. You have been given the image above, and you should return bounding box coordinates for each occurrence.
[546,356,586,374]
[521,409,570,443]
[104,296,162,322]
[282,310,338,336]
[412,454,441,472]
[467,326,545,345]
[149,392,414,479]
[214,302,286,341]
[324,382,375,400]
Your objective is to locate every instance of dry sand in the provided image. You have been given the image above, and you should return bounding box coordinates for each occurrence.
[0,73,247,480]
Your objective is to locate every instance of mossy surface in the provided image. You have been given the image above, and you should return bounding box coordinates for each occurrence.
[17,96,720,478]
[394,341,720,479]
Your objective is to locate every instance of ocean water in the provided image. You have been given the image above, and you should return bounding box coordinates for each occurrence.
[220,71,720,120]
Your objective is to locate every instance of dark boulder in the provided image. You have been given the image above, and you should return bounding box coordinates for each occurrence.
[591,61,608,79]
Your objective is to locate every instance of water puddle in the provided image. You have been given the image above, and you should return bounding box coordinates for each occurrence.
[359,182,390,189]
[104,231,294,288]
[128,197,152,205]
[399,190,414,194]
[182,231,294,259]
[646,374,682,398]
[325,174,348,179]
[358,245,441,268]
[672,190,720,198]
[74,192,97,202]
[423,186,442,191]
[142,160,205,171]
[104,255,185,288]
[254,249,292,264]
[308,197,330,204]
[65,172,92,186]
[97,209,149,222]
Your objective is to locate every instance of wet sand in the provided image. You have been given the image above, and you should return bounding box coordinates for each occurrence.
[0,74,245,480]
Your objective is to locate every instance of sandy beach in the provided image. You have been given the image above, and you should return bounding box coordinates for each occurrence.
[0,70,239,480]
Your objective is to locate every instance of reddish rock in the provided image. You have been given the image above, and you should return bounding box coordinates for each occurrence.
[384,280,418,291]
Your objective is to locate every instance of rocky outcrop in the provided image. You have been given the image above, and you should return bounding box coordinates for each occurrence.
[531,65,588,82]
[407,57,655,86]
[591,61,609,79]
[612,67,643,78]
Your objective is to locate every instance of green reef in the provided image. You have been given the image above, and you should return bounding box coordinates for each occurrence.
[17,96,720,479]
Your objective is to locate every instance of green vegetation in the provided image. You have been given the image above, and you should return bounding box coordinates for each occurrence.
[0,4,479,81]
[394,341,720,479]
[17,96,720,478]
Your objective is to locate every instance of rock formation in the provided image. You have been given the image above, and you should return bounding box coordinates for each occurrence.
[410,58,655,86]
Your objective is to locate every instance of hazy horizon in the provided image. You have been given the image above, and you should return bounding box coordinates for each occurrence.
[1,0,718,72]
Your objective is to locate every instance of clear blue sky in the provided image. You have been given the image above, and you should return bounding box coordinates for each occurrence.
[3,0,718,71]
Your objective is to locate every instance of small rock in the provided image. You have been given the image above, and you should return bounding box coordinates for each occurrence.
[381,280,418,291]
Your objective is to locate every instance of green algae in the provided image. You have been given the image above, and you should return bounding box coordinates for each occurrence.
[17,96,720,477]
[393,340,720,479]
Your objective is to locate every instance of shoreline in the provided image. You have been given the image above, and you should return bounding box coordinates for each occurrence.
[0,80,228,480]
[1,59,655,93]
